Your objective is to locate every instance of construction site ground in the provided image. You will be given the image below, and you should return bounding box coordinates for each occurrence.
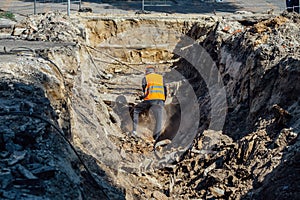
[2,0,287,16]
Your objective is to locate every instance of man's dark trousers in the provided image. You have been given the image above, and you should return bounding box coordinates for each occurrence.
[133,100,164,140]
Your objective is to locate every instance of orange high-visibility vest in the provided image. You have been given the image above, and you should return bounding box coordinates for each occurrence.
[144,73,165,101]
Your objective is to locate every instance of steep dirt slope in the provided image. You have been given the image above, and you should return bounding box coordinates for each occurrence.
[0,55,125,199]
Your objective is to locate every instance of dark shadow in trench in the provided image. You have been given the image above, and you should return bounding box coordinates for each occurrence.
[0,79,125,199]
[112,95,134,133]
[160,19,300,199]
[110,93,182,142]
[239,57,300,200]
[194,19,300,198]
[159,98,181,141]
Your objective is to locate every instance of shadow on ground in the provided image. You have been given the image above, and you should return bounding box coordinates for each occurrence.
[0,79,125,199]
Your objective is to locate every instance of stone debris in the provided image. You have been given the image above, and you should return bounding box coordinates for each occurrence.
[0,80,124,199]
[152,190,169,200]
[16,164,38,180]
[12,11,82,42]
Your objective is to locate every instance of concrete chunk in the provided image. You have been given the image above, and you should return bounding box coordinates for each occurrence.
[16,164,38,180]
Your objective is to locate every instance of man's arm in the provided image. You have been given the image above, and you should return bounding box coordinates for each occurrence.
[142,77,147,94]
[163,79,167,100]
[164,86,167,98]
[140,77,147,99]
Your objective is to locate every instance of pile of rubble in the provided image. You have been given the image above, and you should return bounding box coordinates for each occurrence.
[163,12,300,199]
[0,80,79,199]
[0,59,124,199]
[12,12,82,42]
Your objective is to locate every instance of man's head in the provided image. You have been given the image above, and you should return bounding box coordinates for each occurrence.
[145,66,155,74]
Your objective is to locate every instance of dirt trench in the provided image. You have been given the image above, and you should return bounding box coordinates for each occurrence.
[1,11,300,200]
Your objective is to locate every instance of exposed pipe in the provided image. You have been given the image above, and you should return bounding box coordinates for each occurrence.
[85,44,144,73]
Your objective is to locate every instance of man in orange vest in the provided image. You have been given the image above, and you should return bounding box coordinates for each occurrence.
[132,66,166,142]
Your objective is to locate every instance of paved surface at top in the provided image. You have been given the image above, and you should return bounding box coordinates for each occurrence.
[0,0,287,16]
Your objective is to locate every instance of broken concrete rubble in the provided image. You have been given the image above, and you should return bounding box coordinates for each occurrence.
[12,12,82,42]
[0,71,124,199]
